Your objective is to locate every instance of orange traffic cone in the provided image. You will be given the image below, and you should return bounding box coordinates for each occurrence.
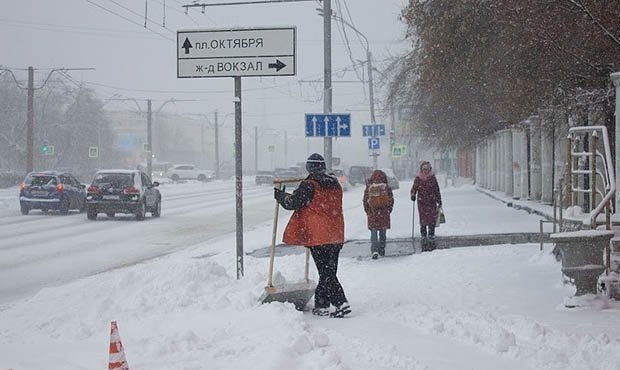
[108,321,129,370]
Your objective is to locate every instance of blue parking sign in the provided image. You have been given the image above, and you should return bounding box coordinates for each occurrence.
[368,137,380,150]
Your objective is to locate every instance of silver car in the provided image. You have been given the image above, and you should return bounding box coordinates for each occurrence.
[382,168,400,190]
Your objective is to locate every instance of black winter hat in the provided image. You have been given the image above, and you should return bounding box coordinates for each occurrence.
[306,153,326,174]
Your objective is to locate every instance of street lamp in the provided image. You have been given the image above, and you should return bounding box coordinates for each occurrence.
[317,10,379,168]
[106,98,194,177]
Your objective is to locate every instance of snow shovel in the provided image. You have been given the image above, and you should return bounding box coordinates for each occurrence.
[259,180,316,311]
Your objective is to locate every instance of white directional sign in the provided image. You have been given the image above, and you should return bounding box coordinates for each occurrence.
[177,27,296,78]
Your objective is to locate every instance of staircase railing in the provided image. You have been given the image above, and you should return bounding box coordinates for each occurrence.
[566,126,615,230]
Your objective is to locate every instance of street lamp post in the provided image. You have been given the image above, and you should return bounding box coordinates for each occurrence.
[320,11,378,168]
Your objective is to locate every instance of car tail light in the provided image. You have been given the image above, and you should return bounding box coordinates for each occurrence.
[87,185,99,194]
[56,183,64,192]
[123,186,140,195]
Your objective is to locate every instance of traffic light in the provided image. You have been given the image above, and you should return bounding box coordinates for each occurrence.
[41,141,49,154]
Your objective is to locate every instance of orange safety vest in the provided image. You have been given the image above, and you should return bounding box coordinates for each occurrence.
[283,179,345,246]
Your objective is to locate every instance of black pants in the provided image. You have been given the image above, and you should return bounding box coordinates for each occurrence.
[370,229,386,256]
[309,244,347,309]
[420,224,436,238]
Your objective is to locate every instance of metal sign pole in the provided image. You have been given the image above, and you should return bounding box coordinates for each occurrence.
[235,76,244,279]
[323,0,332,170]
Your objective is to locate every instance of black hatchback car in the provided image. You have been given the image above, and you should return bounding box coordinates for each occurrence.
[19,171,86,215]
[85,170,161,220]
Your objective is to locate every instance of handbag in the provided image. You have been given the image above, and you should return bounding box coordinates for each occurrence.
[436,206,446,226]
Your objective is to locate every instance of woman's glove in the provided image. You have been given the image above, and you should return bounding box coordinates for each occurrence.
[411,195,416,202]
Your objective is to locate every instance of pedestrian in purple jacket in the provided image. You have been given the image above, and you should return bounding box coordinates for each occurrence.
[410,161,442,245]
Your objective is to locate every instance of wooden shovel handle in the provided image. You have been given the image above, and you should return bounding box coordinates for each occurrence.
[273,177,306,184]
[267,183,281,287]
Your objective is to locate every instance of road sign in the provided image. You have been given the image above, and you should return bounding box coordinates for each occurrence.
[305,114,351,137]
[391,144,407,158]
[177,27,296,78]
[362,124,385,137]
[89,146,99,158]
[368,137,380,150]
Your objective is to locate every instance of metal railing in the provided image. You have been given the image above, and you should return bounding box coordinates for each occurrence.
[567,126,615,229]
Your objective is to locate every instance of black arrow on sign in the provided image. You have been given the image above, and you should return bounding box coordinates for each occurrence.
[268,59,286,72]
[182,37,193,54]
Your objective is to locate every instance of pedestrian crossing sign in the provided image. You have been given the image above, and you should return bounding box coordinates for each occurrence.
[391,145,406,159]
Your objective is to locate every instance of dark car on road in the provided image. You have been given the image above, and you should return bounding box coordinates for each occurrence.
[19,171,86,215]
[86,170,161,221]
[348,165,374,186]
[255,170,274,185]
[274,167,302,189]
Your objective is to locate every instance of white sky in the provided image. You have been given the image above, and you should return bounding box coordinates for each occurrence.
[2,178,620,369]
[1,0,410,167]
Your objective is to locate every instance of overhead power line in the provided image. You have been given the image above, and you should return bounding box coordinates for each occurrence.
[85,0,175,42]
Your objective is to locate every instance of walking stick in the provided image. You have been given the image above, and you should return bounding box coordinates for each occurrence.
[411,199,415,252]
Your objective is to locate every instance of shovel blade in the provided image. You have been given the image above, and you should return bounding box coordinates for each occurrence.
[259,281,316,311]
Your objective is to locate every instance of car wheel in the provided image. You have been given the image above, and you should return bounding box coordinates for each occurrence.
[79,199,86,213]
[106,212,115,218]
[20,205,29,215]
[197,174,206,182]
[59,197,70,215]
[171,174,180,182]
[135,200,146,221]
[152,198,161,218]
[86,206,97,220]
[41,208,49,214]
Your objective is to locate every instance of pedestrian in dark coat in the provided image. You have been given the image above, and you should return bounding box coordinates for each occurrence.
[274,153,351,318]
[410,161,442,242]
[363,169,394,259]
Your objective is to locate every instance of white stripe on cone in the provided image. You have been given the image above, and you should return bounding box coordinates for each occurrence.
[109,321,129,370]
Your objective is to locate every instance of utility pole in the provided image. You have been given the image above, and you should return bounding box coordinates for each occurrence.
[367,50,376,124]
[214,110,220,178]
[107,97,189,178]
[146,99,153,178]
[284,130,288,166]
[26,67,34,173]
[323,0,333,171]
[367,49,378,169]
[0,66,94,174]
[254,126,259,173]
[200,121,205,168]
[234,77,243,278]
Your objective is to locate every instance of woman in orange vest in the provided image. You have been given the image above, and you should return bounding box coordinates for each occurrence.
[274,153,350,318]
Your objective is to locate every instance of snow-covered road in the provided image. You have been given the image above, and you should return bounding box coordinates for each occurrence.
[0,178,546,305]
[3,179,620,370]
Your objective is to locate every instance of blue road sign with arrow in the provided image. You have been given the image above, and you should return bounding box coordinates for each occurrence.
[305,114,351,137]
[362,124,386,137]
